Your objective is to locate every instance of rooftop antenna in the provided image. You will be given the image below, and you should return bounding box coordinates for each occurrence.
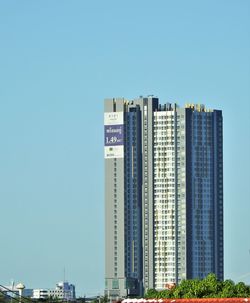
[63,267,66,282]
[10,280,14,303]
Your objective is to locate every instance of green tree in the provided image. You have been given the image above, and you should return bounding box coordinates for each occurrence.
[220,279,235,298]
[93,295,108,303]
[234,282,250,298]
[0,293,6,303]
[144,274,250,299]
[144,289,158,299]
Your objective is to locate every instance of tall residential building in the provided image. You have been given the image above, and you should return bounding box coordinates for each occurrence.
[104,97,223,298]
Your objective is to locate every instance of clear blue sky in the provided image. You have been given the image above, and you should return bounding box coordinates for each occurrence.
[0,0,249,297]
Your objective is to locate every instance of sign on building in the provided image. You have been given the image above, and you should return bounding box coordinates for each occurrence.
[104,112,124,159]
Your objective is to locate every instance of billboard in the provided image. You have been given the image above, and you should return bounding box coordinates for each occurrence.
[104,112,124,159]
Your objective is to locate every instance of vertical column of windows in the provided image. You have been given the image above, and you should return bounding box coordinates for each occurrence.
[125,110,141,284]
[132,113,138,278]
[191,112,214,278]
[124,115,129,277]
[153,111,176,289]
[215,114,223,280]
[176,112,186,282]
[143,105,149,287]
[113,159,118,277]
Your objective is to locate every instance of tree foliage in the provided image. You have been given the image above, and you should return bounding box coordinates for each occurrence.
[92,295,109,303]
[144,274,250,299]
[0,293,6,303]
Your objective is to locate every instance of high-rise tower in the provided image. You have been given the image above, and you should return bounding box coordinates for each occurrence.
[104,97,223,298]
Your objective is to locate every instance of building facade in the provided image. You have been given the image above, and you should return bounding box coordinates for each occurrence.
[104,97,223,298]
[32,282,75,301]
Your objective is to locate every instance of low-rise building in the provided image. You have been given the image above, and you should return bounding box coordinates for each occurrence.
[49,282,75,301]
[32,281,75,301]
[32,289,49,300]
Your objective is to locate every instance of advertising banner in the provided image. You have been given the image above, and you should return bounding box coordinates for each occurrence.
[104,112,124,159]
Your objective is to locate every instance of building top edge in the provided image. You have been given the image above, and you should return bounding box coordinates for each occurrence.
[104,98,221,112]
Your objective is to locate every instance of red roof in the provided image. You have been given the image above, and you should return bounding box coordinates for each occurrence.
[123,299,250,303]
[158,299,250,302]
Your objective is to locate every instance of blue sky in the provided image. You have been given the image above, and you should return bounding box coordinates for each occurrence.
[0,0,249,296]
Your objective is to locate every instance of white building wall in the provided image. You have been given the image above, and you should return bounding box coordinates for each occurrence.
[153,108,187,290]
[32,289,49,299]
[32,282,75,301]
[154,110,177,289]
